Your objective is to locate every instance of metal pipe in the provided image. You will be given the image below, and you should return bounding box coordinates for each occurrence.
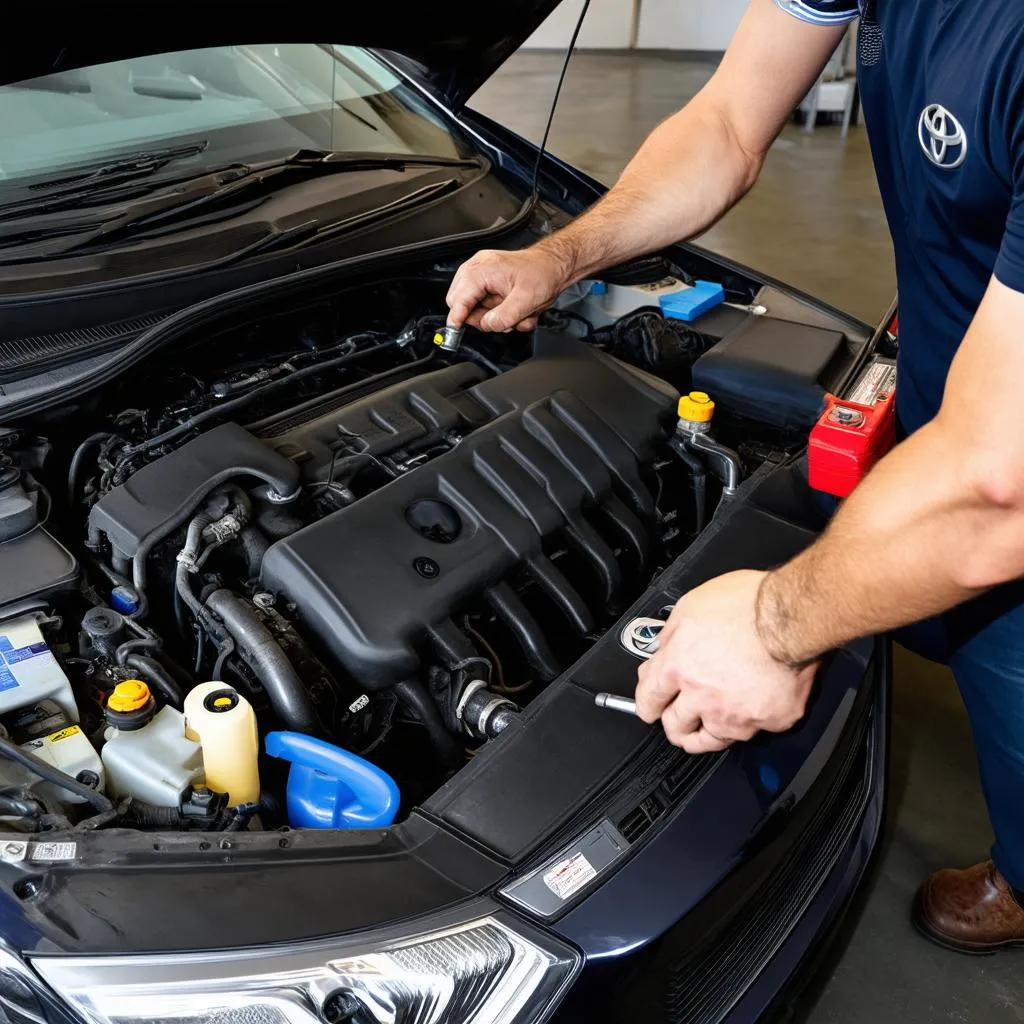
[679,430,743,496]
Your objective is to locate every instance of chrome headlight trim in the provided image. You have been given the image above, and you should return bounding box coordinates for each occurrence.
[30,902,580,1024]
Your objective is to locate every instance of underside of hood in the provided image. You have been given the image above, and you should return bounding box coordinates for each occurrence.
[3,1,563,108]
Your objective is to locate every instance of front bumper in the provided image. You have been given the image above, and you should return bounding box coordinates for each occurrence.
[548,639,888,1024]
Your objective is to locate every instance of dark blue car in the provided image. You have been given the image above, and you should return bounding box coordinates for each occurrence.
[0,9,889,1024]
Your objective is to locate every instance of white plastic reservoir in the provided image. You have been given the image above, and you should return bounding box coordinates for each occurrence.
[102,707,204,807]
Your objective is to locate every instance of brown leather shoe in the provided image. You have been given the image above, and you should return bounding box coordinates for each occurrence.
[913,860,1024,954]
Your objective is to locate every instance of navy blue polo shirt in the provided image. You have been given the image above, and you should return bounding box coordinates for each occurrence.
[776,0,1024,434]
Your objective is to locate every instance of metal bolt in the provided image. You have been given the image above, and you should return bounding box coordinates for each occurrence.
[4,842,22,856]
[413,556,440,579]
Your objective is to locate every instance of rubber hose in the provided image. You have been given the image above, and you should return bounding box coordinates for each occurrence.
[0,794,43,819]
[176,514,214,622]
[239,526,269,577]
[123,653,184,709]
[204,589,320,735]
[114,637,161,664]
[0,734,112,814]
[67,431,119,505]
[394,679,463,768]
[126,800,181,828]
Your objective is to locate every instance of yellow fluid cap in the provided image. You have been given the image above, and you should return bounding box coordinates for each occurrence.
[433,331,445,346]
[678,391,715,423]
[108,679,151,713]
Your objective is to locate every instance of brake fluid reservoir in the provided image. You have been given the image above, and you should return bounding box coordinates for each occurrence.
[183,682,260,807]
[0,615,79,722]
[101,681,204,807]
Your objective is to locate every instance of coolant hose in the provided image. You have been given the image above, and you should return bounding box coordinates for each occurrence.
[67,431,120,505]
[394,679,463,768]
[0,734,112,814]
[125,800,181,829]
[122,653,184,709]
[239,526,269,577]
[204,589,321,735]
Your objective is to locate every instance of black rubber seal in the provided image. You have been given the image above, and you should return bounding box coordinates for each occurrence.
[203,688,239,714]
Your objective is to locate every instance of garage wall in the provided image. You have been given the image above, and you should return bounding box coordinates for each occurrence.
[524,0,749,51]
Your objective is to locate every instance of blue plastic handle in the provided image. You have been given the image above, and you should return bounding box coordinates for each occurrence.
[265,731,401,830]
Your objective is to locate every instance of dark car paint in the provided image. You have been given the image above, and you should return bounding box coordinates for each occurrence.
[0,45,889,1024]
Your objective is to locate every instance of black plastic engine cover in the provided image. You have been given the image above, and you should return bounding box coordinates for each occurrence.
[261,334,677,689]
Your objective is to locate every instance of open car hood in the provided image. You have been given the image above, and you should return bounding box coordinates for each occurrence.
[2,2,563,109]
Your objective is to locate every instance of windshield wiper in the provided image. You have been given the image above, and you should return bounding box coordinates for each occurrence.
[20,142,210,200]
[0,151,483,262]
[0,149,480,223]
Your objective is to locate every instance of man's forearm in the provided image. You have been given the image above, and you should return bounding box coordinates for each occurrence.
[535,97,762,283]
[755,415,1024,666]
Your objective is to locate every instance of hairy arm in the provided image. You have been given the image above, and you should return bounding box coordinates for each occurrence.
[537,0,844,278]
[758,278,1024,664]
[447,0,845,330]
[633,278,1024,755]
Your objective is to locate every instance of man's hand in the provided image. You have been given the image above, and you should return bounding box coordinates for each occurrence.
[446,247,572,332]
[635,570,818,754]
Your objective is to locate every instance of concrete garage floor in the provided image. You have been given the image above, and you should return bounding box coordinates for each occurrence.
[473,52,1024,1023]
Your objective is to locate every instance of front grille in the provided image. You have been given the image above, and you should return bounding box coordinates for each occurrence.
[664,710,875,1024]
[615,753,725,846]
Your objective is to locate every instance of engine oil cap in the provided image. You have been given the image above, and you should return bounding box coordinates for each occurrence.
[105,680,156,730]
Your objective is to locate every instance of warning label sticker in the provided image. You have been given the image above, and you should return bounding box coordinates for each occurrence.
[30,842,77,862]
[848,361,897,407]
[0,619,54,694]
[49,727,81,743]
[542,852,597,901]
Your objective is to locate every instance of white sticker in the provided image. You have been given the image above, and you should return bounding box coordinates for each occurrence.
[30,841,77,862]
[848,362,897,407]
[542,852,597,901]
[0,841,27,863]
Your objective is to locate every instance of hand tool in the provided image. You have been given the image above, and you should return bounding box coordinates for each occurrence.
[594,693,639,716]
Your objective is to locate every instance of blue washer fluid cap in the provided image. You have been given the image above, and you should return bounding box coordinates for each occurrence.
[659,280,725,322]
[110,585,141,616]
[265,731,400,830]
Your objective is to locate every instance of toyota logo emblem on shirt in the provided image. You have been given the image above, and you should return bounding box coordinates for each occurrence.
[918,104,968,170]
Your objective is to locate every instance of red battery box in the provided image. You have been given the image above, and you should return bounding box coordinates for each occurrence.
[808,356,897,498]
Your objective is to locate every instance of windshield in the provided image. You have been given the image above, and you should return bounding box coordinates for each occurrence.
[0,44,467,189]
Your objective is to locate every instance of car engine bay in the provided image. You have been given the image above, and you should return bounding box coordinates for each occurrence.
[0,263,851,836]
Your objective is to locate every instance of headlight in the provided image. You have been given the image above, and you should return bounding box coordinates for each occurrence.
[30,904,579,1024]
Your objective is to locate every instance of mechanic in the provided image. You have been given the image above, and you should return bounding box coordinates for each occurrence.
[446,0,1024,954]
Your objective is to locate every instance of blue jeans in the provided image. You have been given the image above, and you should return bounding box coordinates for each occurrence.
[894,583,1024,891]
